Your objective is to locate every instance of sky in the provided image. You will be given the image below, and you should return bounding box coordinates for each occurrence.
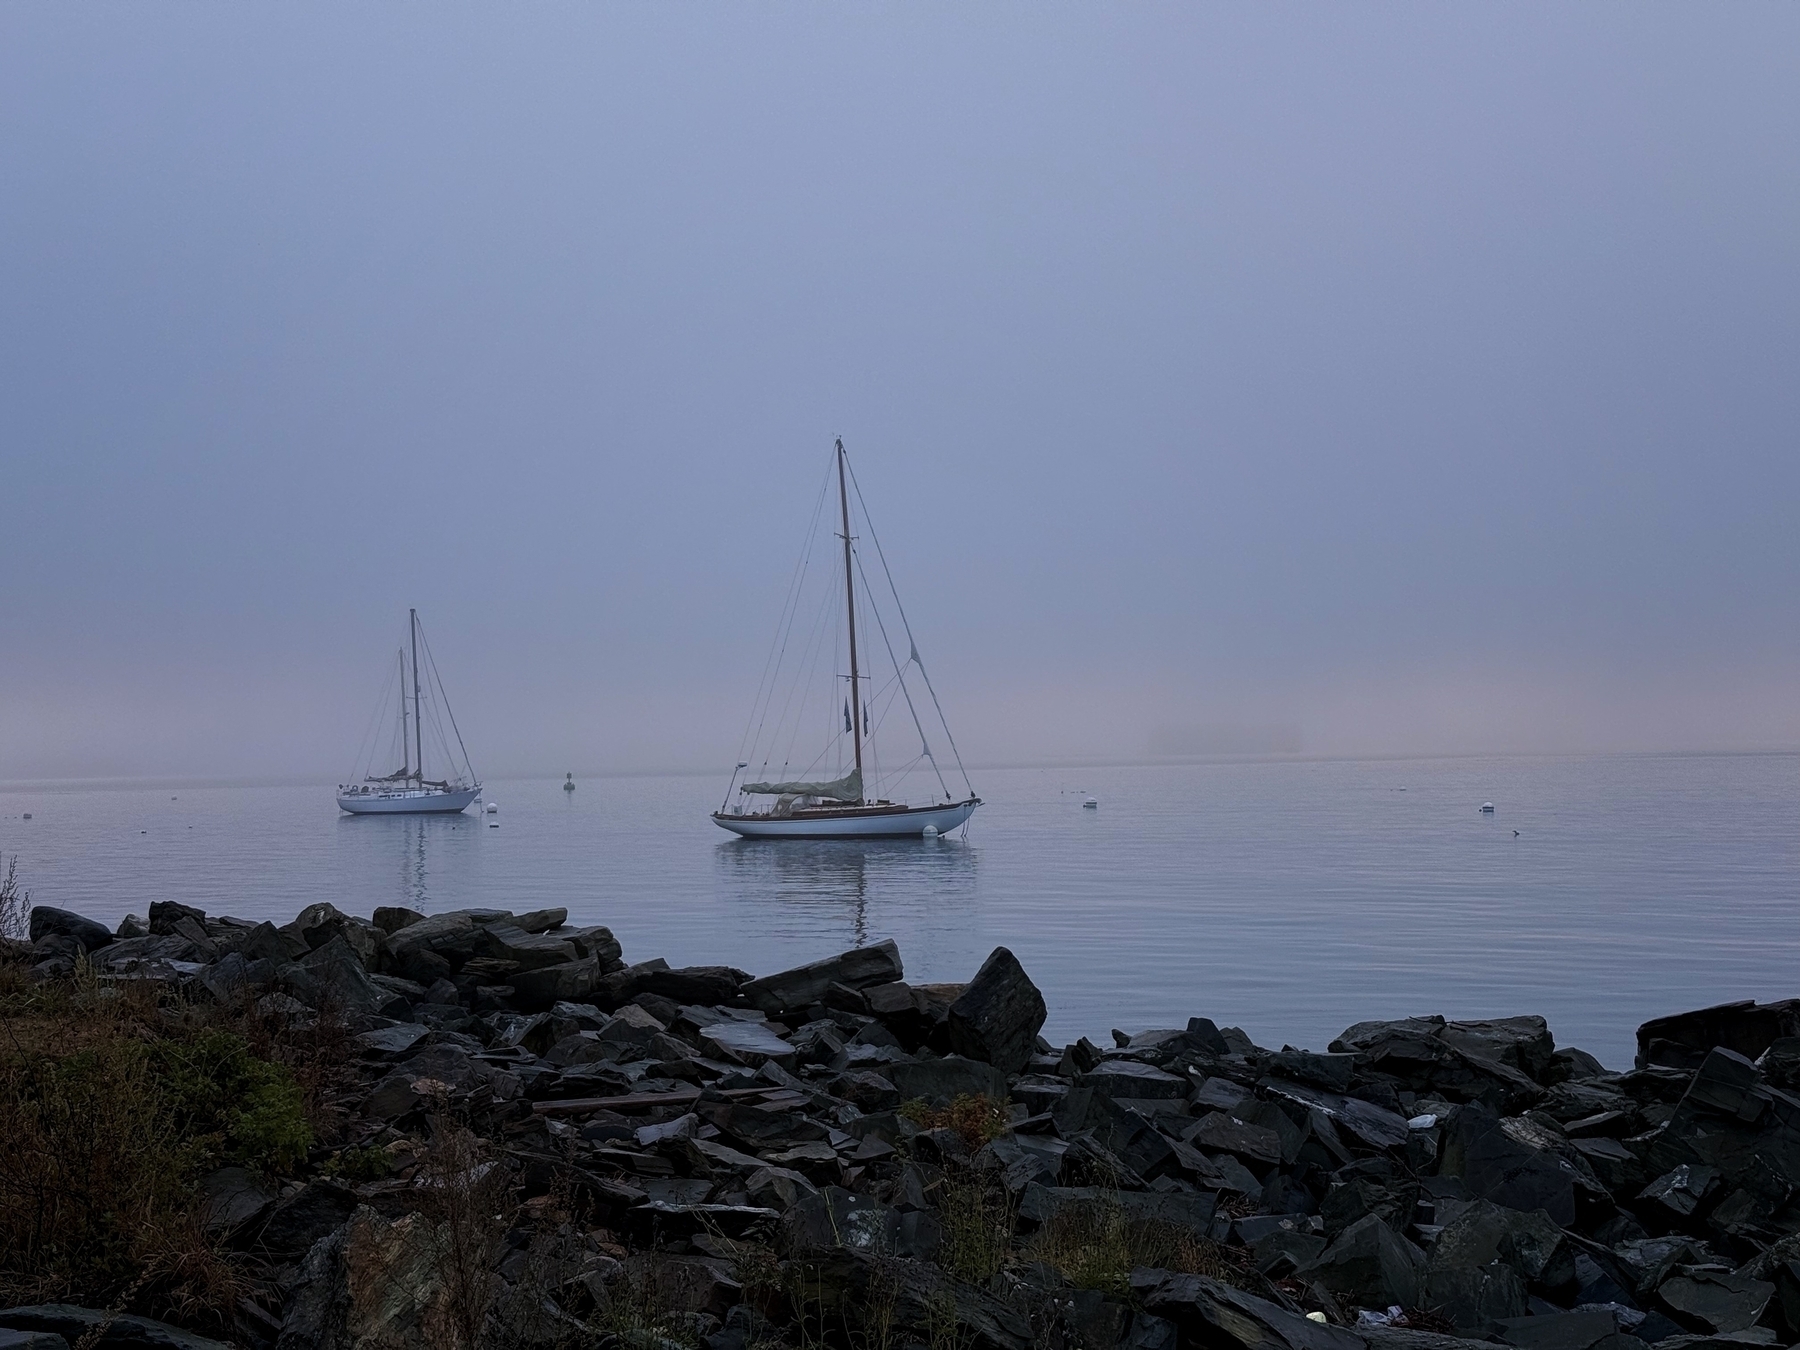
[1,3,1796,783]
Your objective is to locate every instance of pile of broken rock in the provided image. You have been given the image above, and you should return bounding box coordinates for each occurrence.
[10,899,1800,1350]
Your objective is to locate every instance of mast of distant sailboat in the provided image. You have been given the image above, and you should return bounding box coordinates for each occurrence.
[836,439,863,805]
[409,608,423,788]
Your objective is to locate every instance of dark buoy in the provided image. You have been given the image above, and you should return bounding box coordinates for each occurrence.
[563,773,575,793]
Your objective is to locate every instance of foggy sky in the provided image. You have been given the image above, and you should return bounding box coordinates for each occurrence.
[2,3,1796,782]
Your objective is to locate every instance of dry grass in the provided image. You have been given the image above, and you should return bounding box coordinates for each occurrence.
[413,1112,514,1350]
[933,1167,1015,1286]
[0,855,29,942]
[898,1093,1010,1150]
[1024,1201,1241,1299]
[0,954,304,1330]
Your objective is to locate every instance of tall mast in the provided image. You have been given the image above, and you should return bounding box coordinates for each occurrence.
[409,609,424,786]
[836,439,863,798]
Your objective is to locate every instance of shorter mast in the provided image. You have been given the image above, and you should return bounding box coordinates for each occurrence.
[409,608,424,788]
[397,650,410,778]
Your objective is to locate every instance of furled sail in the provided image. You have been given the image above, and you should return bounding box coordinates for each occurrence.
[740,768,861,803]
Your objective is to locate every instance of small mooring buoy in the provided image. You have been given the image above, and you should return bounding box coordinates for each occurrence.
[1083,796,1098,809]
[1480,802,1495,813]
[485,801,499,814]
[563,773,575,792]
[922,825,938,839]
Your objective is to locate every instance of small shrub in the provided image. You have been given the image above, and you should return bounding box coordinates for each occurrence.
[897,1093,1009,1150]
[150,1028,313,1173]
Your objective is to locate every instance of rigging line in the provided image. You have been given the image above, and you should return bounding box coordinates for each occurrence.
[764,546,839,783]
[417,620,476,784]
[731,460,834,806]
[853,542,952,800]
[350,653,400,782]
[845,456,974,795]
[754,474,838,780]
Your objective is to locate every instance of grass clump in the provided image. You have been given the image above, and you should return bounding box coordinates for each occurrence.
[898,1093,1009,1150]
[1025,1202,1237,1298]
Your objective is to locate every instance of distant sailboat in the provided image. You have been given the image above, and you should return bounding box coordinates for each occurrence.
[713,439,981,839]
[337,609,481,815]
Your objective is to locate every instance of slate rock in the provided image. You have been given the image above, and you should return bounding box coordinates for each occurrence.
[1296,1213,1427,1309]
[257,1179,359,1255]
[888,1055,1007,1106]
[1495,1312,1641,1350]
[27,907,113,953]
[147,900,206,934]
[0,1329,69,1349]
[286,936,397,1017]
[1189,1111,1284,1166]
[1132,1269,1364,1350]
[274,1205,451,1350]
[354,1022,432,1058]
[741,940,904,1015]
[639,965,748,1005]
[1080,1059,1191,1100]
[1656,1271,1773,1335]
[701,1019,795,1067]
[196,1165,276,1237]
[371,906,425,934]
[1638,1001,1800,1073]
[0,1307,230,1350]
[1262,1078,1412,1151]
[1270,1048,1357,1092]
[478,923,577,971]
[1424,1261,1529,1330]
[508,956,604,1011]
[946,946,1047,1074]
[1440,1103,1578,1227]
[1429,1199,1572,1288]
[1442,1016,1558,1081]
[236,921,288,964]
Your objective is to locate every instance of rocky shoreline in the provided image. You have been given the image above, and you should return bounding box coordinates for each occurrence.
[7,899,1800,1350]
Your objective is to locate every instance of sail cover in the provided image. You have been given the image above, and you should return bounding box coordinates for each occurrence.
[740,768,862,803]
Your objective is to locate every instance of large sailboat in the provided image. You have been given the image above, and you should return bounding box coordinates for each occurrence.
[713,439,981,839]
[337,609,482,815]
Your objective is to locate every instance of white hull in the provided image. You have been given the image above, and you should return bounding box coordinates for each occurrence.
[337,786,482,815]
[713,798,979,839]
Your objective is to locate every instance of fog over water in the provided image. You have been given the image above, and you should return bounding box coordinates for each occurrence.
[2,5,1796,783]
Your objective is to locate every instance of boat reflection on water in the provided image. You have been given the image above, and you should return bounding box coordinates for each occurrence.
[714,837,977,948]
[336,808,480,914]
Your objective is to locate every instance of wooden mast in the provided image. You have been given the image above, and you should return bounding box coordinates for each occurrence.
[409,609,424,787]
[836,439,863,800]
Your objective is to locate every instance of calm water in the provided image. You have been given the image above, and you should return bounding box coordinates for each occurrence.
[1,754,1794,1068]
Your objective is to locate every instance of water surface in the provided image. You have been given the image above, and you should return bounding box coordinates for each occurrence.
[2,753,1794,1067]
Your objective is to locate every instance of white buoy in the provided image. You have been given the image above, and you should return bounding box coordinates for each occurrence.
[488,820,499,828]
[485,801,499,814]
[1480,802,1495,813]
[1083,796,1098,809]
[922,825,938,838]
